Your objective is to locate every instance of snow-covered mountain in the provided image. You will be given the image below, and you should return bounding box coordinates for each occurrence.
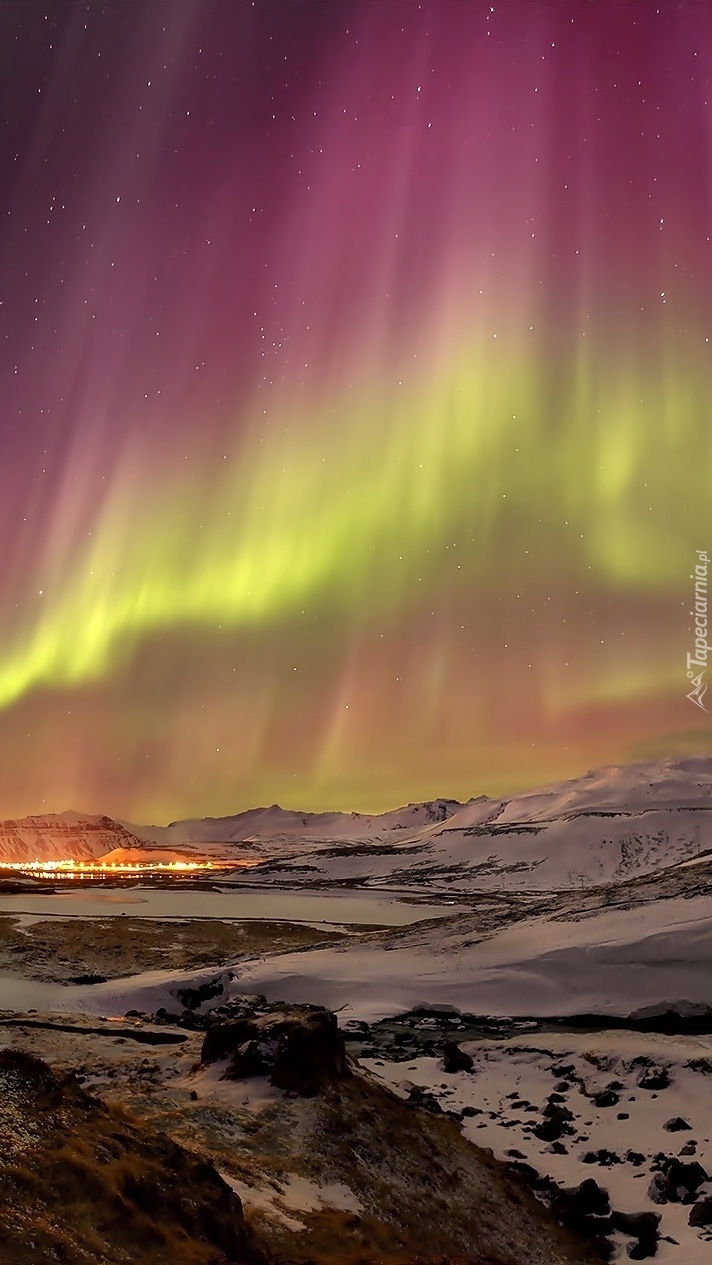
[0,813,145,863]
[4,755,712,885]
[199,755,712,893]
[128,798,465,851]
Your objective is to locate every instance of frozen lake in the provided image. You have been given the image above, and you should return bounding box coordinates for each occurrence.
[0,885,463,926]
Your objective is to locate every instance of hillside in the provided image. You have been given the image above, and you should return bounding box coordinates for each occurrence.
[0,813,145,863]
[226,756,712,893]
[0,1010,596,1265]
[130,798,465,849]
[0,1047,269,1265]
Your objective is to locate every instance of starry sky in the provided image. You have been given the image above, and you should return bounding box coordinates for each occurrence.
[0,0,710,823]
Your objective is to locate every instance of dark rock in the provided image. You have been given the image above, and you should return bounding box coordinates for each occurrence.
[461,1105,481,1117]
[627,1241,658,1260]
[617,1112,630,1120]
[593,1090,619,1108]
[200,1005,348,1097]
[663,1117,692,1132]
[176,976,228,1011]
[543,1099,574,1121]
[678,1141,697,1156]
[533,1109,574,1142]
[201,1019,257,1065]
[636,1066,670,1090]
[554,1178,611,1218]
[442,1041,474,1073]
[582,1149,621,1167]
[612,1210,660,1258]
[648,1175,667,1205]
[178,1012,209,1032]
[504,1160,555,1193]
[625,1150,646,1167]
[223,1039,272,1080]
[505,1148,527,1159]
[687,1057,712,1075]
[689,1196,712,1228]
[648,1157,708,1204]
[270,1009,348,1096]
[551,1178,611,1242]
[553,1080,571,1092]
[407,1085,442,1113]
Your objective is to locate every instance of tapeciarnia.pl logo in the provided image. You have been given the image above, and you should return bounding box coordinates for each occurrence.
[687,549,709,711]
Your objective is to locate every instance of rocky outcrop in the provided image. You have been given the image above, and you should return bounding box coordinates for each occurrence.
[648,1156,708,1205]
[270,1008,347,1094]
[176,975,231,1011]
[636,1064,671,1090]
[201,1003,349,1097]
[442,1041,474,1073]
[689,1196,712,1228]
[504,1168,662,1260]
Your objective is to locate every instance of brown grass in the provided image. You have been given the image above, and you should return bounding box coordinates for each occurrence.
[0,1048,270,1265]
[0,912,349,982]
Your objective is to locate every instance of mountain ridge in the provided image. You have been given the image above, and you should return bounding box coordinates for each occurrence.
[1,755,711,886]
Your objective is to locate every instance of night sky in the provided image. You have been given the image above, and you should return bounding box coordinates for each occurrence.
[0,0,710,823]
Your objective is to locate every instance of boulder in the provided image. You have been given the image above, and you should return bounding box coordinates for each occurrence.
[551,1178,611,1242]
[442,1041,474,1073]
[648,1157,708,1205]
[663,1117,691,1132]
[636,1066,670,1091]
[582,1150,621,1167]
[543,1099,574,1120]
[201,1019,257,1065]
[407,1085,443,1113]
[689,1196,712,1228]
[611,1210,660,1259]
[593,1089,619,1108]
[591,1233,616,1260]
[176,975,229,1011]
[200,1005,348,1096]
[270,1009,348,1096]
[533,1102,574,1141]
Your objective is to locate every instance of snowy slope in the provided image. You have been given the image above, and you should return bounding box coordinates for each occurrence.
[219,756,712,892]
[0,812,146,863]
[128,798,465,851]
[218,892,712,1023]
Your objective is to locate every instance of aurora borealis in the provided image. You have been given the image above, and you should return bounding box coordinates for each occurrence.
[0,0,710,822]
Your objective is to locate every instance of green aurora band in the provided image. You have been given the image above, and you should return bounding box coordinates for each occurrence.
[0,327,709,712]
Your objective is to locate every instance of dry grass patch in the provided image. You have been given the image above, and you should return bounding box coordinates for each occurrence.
[0,1048,270,1265]
[0,913,349,982]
